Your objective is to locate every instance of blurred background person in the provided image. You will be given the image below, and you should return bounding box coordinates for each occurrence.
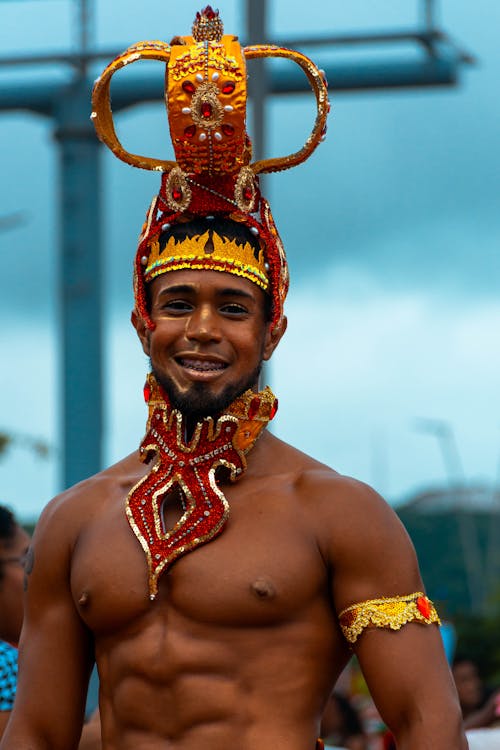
[0,505,29,738]
[452,656,500,730]
[320,690,368,750]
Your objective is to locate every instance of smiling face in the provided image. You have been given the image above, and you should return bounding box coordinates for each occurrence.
[132,269,286,420]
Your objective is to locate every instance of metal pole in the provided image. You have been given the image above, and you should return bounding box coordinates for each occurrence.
[246,0,271,389]
[77,0,90,76]
[54,82,103,489]
[423,0,436,32]
[246,0,268,162]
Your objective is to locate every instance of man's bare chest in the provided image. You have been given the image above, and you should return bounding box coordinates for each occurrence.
[70,473,327,636]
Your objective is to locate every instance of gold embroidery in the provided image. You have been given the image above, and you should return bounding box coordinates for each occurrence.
[145,230,268,290]
[338,592,440,644]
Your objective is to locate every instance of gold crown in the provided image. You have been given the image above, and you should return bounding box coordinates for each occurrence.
[91,12,329,179]
[144,230,268,291]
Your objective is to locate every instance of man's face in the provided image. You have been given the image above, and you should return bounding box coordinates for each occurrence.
[0,525,30,645]
[133,269,285,420]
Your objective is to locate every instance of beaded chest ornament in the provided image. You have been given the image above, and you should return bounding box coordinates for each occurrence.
[92,7,328,597]
[128,373,278,599]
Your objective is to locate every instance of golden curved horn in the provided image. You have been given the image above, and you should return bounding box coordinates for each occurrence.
[244,45,329,175]
[91,41,175,172]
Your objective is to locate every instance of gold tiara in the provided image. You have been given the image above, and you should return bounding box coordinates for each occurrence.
[144,230,269,291]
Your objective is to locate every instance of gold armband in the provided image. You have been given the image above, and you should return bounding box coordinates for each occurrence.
[338,592,440,644]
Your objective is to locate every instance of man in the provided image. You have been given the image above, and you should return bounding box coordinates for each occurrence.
[0,8,467,750]
[452,657,500,730]
[0,505,29,738]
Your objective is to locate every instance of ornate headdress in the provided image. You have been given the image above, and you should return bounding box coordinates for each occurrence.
[91,6,329,332]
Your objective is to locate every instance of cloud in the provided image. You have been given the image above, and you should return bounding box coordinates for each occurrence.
[273,272,500,499]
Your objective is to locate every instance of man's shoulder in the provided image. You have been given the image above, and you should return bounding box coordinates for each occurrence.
[268,441,419,600]
[268,435,406,540]
[36,452,142,536]
[55,451,140,500]
[263,432,338,475]
[267,434,383,507]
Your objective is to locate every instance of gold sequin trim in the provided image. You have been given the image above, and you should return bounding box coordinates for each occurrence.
[145,230,268,290]
[338,592,441,644]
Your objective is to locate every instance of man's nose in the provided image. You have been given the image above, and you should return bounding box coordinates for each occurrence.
[185,304,222,342]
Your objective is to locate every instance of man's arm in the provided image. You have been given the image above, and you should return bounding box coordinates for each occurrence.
[313,474,468,749]
[0,494,94,750]
[355,620,466,748]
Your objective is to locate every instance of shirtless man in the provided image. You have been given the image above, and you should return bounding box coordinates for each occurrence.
[0,8,467,750]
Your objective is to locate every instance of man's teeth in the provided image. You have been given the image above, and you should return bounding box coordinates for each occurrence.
[181,359,226,371]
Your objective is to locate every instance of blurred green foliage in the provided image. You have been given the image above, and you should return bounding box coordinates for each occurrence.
[0,430,50,459]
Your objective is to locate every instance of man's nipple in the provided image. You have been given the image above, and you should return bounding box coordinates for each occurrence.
[250,577,276,600]
[78,591,90,607]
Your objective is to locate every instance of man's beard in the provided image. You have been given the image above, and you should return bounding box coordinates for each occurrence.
[151,360,263,422]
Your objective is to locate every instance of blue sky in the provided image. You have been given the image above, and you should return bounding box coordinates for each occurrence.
[1,1,499,519]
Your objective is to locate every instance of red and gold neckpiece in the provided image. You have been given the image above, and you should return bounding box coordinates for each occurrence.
[126,372,278,599]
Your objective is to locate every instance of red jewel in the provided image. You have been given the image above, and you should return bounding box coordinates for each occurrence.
[184,124,197,139]
[270,399,278,420]
[416,596,431,619]
[172,188,183,201]
[221,123,234,136]
[143,382,152,403]
[201,102,213,118]
[182,80,196,94]
[204,6,216,20]
[243,187,253,201]
[222,81,235,94]
[248,397,260,420]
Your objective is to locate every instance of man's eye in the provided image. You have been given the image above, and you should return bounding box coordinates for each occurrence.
[162,300,193,312]
[221,303,248,315]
